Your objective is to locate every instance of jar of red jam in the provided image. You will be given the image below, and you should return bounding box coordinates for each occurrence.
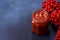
[32,9,49,35]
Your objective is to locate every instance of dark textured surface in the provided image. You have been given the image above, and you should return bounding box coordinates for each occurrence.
[0,0,60,40]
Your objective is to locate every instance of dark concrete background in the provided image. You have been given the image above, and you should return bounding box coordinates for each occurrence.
[0,0,60,40]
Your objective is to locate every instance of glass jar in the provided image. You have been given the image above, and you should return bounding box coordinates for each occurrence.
[32,9,49,35]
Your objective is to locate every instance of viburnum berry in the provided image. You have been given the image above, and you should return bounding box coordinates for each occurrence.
[42,0,60,14]
[50,10,60,27]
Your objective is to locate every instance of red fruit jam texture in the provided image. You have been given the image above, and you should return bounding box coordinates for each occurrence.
[32,9,49,35]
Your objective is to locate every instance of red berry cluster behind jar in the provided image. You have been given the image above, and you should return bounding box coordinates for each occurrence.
[54,27,60,40]
[42,0,60,14]
[50,10,60,28]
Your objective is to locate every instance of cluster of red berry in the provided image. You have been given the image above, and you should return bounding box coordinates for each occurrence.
[54,27,60,40]
[42,0,60,28]
[42,0,60,40]
[50,10,60,27]
[42,0,60,14]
